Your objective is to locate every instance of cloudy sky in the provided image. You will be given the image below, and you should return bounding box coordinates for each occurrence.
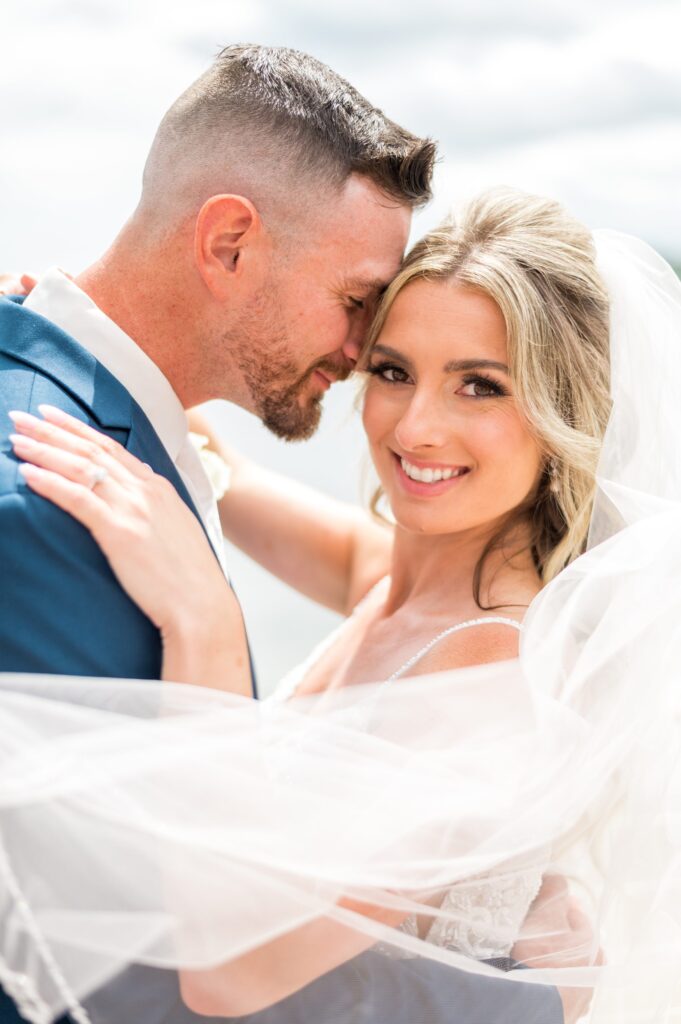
[3,0,680,690]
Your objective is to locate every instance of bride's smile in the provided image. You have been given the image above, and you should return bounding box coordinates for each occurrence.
[395,453,471,488]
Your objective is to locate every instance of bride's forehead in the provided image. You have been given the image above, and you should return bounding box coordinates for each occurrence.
[380,280,508,360]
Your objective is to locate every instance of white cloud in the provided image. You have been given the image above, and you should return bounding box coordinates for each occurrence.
[346,3,680,143]
[418,118,681,255]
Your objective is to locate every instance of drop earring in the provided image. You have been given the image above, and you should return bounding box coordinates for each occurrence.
[548,459,560,495]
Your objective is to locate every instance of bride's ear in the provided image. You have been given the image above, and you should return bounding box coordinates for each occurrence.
[194,195,266,300]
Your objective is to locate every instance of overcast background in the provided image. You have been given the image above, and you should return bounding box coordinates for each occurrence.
[3,0,680,692]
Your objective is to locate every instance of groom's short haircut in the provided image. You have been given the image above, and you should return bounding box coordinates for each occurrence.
[140,44,435,224]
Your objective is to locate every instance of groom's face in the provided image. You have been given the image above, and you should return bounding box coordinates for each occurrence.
[234,176,411,441]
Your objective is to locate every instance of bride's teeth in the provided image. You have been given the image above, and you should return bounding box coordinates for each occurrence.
[400,458,464,483]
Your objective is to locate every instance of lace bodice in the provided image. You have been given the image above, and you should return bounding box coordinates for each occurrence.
[269,581,543,959]
[391,861,545,960]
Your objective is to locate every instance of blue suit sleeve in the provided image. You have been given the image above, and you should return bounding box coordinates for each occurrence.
[80,952,563,1024]
[223,950,565,1024]
[0,485,161,678]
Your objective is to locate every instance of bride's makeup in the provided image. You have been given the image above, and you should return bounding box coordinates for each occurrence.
[362,279,542,536]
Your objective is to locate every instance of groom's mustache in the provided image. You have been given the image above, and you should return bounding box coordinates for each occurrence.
[303,356,353,387]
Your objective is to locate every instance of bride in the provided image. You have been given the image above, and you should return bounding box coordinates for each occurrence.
[3,188,681,1024]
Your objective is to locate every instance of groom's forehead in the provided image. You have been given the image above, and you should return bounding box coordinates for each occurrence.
[319,175,412,250]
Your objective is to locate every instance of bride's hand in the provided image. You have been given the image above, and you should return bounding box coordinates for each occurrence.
[0,272,38,296]
[512,874,603,1024]
[9,404,235,641]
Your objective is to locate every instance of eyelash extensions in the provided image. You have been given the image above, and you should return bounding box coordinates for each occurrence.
[460,373,509,397]
[366,361,410,383]
[367,362,509,397]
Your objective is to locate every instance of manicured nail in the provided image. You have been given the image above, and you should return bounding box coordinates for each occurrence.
[11,437,39,455]
[9,433,35,447]
[18,463,39,479]
[37,404,63,418]
[8,410,37,426]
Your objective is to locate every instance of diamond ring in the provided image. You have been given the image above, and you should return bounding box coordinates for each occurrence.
[88,465,109,491]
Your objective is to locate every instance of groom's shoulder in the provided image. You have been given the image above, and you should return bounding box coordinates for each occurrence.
[0,359,99,499]
[0,300,132,500]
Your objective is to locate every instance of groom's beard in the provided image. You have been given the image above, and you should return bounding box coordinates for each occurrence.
[228,282,350,441]
[242,350,349,441]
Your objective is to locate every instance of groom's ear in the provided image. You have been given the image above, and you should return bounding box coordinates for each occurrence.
[194,195,265,299]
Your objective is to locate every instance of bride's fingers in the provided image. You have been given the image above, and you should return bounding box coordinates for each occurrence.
[19,273,39,292]
[8,408,151,481]
[18,463,113,539]
[10,433,126,492]
[38,405,152,478]
[0,272,31,296]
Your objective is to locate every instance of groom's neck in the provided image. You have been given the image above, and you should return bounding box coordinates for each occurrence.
[76,220,204,408]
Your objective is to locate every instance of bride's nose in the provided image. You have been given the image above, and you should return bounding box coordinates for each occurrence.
[393,390,453,452]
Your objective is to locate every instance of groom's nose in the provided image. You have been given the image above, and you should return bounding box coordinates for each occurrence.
[342,301,374,367]
[342,338,362,366]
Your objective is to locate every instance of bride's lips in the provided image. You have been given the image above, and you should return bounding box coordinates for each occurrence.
[392,451,471,497]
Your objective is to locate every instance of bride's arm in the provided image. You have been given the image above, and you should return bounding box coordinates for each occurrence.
[179,897,407,1017]
[180,876,591,1020]
[188,409,393,615]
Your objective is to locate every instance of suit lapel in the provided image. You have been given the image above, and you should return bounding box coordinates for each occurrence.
[127,402,207,534]
[1,295,131,429]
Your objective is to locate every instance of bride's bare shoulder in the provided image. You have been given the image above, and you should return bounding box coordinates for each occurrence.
[402,618,523,678]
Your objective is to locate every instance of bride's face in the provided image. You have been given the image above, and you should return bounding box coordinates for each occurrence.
[362,278,543,537]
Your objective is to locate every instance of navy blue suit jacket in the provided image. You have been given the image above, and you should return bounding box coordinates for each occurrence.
[0,297,562,1024]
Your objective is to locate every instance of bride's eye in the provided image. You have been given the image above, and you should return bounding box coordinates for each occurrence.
[367,362,411,384]
[458,375,507,398]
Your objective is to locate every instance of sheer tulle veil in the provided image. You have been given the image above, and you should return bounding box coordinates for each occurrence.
[1,231,680,1023]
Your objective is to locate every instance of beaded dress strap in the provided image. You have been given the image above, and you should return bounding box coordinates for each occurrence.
[388,617,523,682]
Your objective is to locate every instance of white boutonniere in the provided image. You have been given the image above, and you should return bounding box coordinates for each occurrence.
[188,432,232,500]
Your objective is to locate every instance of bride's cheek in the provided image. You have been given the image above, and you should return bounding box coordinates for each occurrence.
[478,412,541,504]
[362,384,401,448]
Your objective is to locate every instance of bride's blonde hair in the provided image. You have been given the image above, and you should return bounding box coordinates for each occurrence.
[361,188,611,598]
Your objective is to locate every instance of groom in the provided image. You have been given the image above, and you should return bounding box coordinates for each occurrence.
[0,45,566,1023]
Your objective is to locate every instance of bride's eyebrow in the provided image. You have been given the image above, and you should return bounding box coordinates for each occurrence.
[369,343,412,367]
[444,358,510,374]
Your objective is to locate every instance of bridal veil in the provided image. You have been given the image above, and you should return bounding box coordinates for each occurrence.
[0,232,680,1023]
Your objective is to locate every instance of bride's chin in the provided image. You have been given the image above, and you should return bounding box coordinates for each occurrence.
[389,506,464,536]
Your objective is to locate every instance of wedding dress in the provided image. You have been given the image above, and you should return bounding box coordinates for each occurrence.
[1,231,680,1023]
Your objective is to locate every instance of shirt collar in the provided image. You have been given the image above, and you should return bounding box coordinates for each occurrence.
[23,268,189,461]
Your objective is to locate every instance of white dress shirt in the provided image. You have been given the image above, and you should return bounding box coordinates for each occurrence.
[23,268,227,573]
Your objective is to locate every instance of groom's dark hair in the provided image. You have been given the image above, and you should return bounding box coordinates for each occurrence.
[141,44,435,217]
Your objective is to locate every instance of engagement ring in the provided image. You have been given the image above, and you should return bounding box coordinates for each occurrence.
[88,465,109,491]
